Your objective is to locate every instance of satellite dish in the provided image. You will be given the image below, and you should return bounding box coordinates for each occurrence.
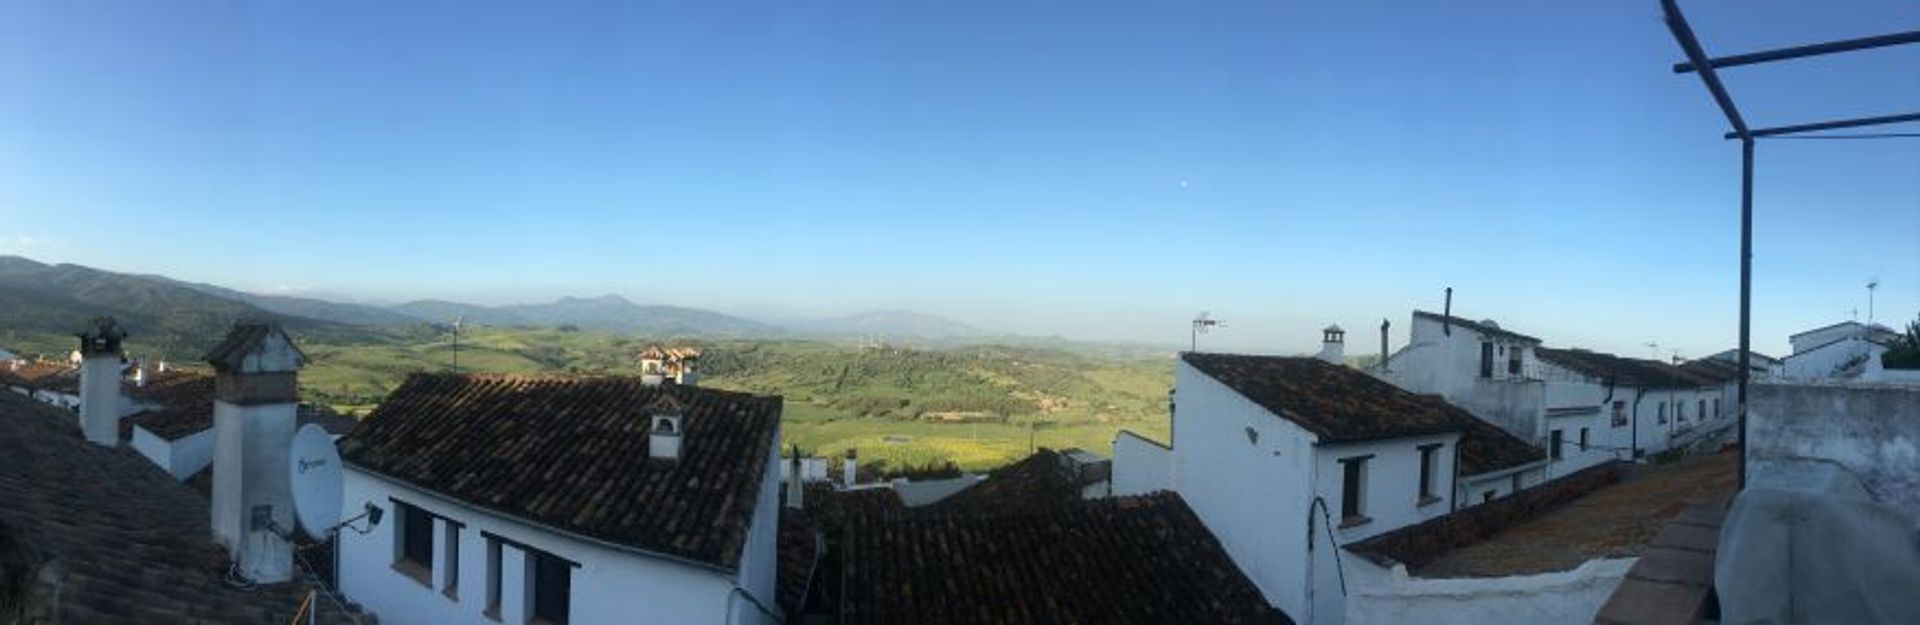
[288,424,344,540]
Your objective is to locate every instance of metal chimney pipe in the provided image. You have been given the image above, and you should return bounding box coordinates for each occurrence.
[1443,287,1454,336]
[1380,319,1391,371]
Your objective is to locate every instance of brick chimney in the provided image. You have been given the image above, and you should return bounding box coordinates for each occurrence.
[206,321,307,583]
[1317,325,1346,365]
[75,317,126,446]
[647,393,684,461]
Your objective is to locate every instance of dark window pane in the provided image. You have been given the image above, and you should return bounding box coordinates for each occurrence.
[533,552,571,624]
[402,504,434,568]
[1341,460,1363,518]
[1479,343,1494,378]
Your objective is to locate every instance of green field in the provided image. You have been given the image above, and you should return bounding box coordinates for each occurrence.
[8,325,1174,470]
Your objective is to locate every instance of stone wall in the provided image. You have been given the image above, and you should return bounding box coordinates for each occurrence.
[1748,381,1920,523]
[1344,461,1625,570]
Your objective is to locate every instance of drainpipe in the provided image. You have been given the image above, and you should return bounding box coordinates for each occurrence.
[1600,379,1617,460]
[1631,387,1646,462]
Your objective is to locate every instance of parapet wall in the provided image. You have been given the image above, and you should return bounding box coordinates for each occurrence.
[1748,381,1920,524]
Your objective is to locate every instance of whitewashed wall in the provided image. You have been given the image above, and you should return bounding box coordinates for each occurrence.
[1783,338,1883,380]
[1342,555,1634,625]
[1111,430,1172,497]
[1171,359,1319,621]
[338,468,781,625]
[130,427,214,480]
[1312,432,1459,544]
[1456,462,1546,506]
[1379,315,1544,440]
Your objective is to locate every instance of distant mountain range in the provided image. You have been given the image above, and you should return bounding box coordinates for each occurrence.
[0,255,992,349]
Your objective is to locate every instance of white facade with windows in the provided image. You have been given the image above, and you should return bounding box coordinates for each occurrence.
[336,443,782,625]
[1159,358,1464,624]
[1378,312,1544,441]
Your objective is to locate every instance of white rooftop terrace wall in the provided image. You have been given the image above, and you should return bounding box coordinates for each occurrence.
[1747,381,1920,523]
[1342,556,1634,625]
[129,426,214,481]
[1111,429,1172,497]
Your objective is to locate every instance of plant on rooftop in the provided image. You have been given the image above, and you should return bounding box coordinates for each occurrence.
[1883,314,1920,370]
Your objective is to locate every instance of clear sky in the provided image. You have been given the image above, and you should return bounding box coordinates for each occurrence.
[1,1,1915,357]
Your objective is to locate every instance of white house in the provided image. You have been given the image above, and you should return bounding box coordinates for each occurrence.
[1115,351,1541,624]
[334,373,785,625]
[1780,321,1920,385]
[1532,348,1731,475]
[1377,311,1546,440]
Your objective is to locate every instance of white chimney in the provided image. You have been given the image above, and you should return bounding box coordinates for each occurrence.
[76,317,126,446]
[647,394,683,461]
[639,347,666,386]
[843,448,858,486]
[207,321,307,584]
[1317,324,1346,365]
[132,357,148,388]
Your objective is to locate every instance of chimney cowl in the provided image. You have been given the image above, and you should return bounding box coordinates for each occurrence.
[646,393,685,461]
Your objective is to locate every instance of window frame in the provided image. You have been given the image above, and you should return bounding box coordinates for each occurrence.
[1415,443,1443,505]
[1578,427,1589,452]
[1338,454,1373,526]
[529,550,575,625]
[394,500,436,587]
[1549,429,1564,460]
[1479,342,1495,379]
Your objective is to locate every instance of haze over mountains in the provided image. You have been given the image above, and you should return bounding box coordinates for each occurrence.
[0,255,992,350]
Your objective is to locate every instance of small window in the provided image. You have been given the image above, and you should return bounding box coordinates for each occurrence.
[1508,347,1523,376]
[1482,490,1496,503]
[1698,400,1707,422]
[443,523,460,598]
[1549,429,1563,460]
[1579,428,1589,452]
[1416,444,1441,503]
[1479,343,1494,378]
[1714,398,1721,418]
[1339,456,1369,523]
[1510,473,1522,493]
[1611,400,1628,428]
[396,502,435,585]
[531,551,572,625]
[1658,403,1667,424]
[1677,401,1687,422]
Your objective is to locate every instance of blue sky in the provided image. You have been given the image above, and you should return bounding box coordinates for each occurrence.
[1,1,1915,356]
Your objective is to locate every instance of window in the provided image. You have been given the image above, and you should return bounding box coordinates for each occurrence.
[1479,342,1494,378]
[1579,427,1589,452]
[1714,398,1721,419]
[1508,347,1523,376]
[1339,455,1370,524]
[1549,429,1563,460]
[1699,400,1707,422]
[1611,400,1628,428]
[1416,444,1441,504]
[531,551,573,625]
[1657,403,1667,424]
[1677,400,1687,422]
[395,501,435,585]
[1510,473,1523,493]
[1482,490,1496,503]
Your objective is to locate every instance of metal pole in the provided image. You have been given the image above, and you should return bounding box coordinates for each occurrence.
[1738,138,1753,489]
[1674,29,1920,74]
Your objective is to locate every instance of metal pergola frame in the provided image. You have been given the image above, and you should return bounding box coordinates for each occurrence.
[1661,0,1920,488]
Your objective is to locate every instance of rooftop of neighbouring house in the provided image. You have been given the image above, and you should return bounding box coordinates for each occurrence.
[338,373,783,571]
[1393,451,1736,578]
[1537,347,1725,389]
[117,373,359,442]
[0,360,79,394]
[1181,353,1543,474]
[837,491,1293,625]
[0,390,358,624]
[923,447,1086,515]
[1413,310,1542,343]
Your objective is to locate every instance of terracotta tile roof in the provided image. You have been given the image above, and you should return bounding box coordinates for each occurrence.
[0,361,79,394]
[339,373,782,570]
[839,492,1291,625]
[1537,348,1721,389]
[122,374,217,441]
[927,448,1083,515]
[776,507,822,615]
[0,391,358,624]
[1414,310,1541,343]
[1185,353,1472,442]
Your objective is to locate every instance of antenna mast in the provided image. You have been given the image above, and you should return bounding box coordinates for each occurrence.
[451,315,464,373]
[1191,312,1223,352]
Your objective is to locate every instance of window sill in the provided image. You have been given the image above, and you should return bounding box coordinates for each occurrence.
[392,560,433,588]
[1416,495,1443,508]
[1338,515,1372,529]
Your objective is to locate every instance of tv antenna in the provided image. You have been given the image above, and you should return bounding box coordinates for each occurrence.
[1867,279,1879,325]
[450,315,464,373]
[1643,341,1661,360]
[1191,312,1224,352]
